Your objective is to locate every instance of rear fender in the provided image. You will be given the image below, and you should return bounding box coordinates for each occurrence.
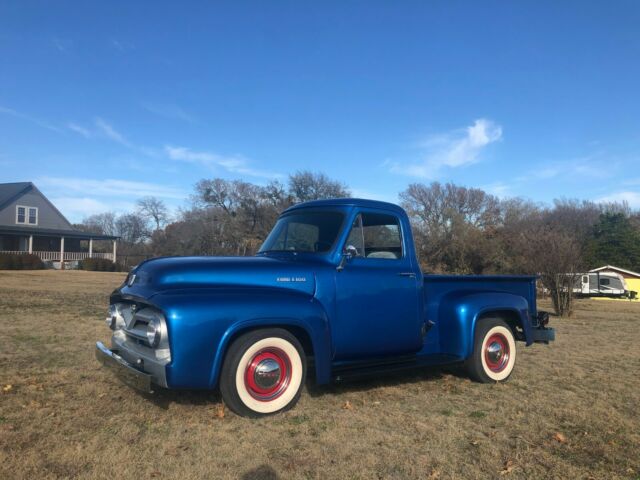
[438,292,533,360]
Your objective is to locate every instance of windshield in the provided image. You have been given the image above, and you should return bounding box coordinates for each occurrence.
[259,211,344,254]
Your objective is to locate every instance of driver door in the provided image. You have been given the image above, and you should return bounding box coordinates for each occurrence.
[333,211,423,360]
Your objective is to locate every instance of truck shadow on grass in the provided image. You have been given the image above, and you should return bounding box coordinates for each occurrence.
[241,465,279,480]
[142,363,465,410]
[141,388,222,410]
[306,363,466,397]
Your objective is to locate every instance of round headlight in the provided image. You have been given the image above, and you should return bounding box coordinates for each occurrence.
[146,317,161,348]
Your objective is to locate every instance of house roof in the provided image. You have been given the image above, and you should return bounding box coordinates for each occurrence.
[0,182,32,210]
[589,265,640,278]
[0,224,118,240]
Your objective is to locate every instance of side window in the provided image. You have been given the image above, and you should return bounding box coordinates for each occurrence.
[600,278,610,286]
[361,213,402,259]
[344,215,365,257]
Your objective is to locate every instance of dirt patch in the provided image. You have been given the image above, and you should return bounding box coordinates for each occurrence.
[0,270,638,479]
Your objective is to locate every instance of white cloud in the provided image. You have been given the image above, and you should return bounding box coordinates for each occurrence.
[533,166,562,180]
[165,145,282,179]
[50,197,135,221]
[390,118,502,178]
[596,191,640,208]
[349,188,397,203]
[92,118,158,156]
[623,177,640,186]
[110,39,134,52]
[37,176,187,200]
[0,105,63,133]
[515,153,611,184]
[482,182,512,198]
[67,122,92,138]
[142,103,194,123]
[52,37,72,53]
[95,117,132,147]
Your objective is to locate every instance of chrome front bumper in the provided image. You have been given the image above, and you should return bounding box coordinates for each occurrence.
[95,341,154,393]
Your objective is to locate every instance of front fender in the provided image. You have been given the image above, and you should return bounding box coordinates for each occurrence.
[437,291,533,360]
[150,288,331,389]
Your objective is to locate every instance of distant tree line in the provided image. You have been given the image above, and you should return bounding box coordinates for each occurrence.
[77,170,640,317]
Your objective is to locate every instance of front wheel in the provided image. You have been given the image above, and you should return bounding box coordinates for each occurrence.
[220,328,306,417]
[465,318,517,383]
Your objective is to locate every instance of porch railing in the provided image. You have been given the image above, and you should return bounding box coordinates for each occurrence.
[1,250,114,261]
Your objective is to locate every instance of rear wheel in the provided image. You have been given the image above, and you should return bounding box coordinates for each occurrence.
[465,318,516,383]
[220,328,306,417]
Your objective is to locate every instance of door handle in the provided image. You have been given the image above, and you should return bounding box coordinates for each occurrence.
[398,272,416,278]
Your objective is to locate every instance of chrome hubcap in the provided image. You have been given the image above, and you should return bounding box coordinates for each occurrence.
[487,341,504,364]
[484,332,510,373]
[253,358,282,390]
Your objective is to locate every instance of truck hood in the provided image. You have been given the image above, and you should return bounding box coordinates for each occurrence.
[122,256,316,297]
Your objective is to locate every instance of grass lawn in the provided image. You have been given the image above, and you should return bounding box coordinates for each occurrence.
[1,270,639,479]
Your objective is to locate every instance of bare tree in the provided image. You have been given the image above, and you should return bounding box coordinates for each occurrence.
[288,171,350,202]
[193,178,236,213]
[550,198,601,241]
[115,212,151,245]
[263,180,292,209]
[400,182,502,273]
[80,212,118,236]
[137,196,169,231]
[525,225,583,317]
[502,206,585,317]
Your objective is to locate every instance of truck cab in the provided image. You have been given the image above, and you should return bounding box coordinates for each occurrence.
[96,198,554,417]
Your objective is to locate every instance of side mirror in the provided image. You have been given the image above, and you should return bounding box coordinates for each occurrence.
[337,245,358,271]
[344,245,358,258]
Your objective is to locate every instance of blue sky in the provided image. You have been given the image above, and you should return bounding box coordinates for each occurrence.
[1,1,640,222]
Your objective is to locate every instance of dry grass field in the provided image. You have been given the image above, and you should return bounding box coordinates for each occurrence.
[1,270,639,480]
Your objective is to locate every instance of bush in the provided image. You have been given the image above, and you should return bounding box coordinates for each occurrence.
[79,258,118,272]
[0,253,45,270]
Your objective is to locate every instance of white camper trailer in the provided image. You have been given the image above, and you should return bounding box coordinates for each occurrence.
[573,271,628,298]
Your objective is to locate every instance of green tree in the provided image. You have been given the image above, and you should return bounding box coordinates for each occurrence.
[586,213,640,271]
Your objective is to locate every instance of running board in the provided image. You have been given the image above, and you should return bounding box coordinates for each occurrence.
[331,354,418,382]
[331,353,460,382]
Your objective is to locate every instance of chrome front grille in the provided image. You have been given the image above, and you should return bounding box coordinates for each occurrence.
[110,303,171,360]
[123,307,154,344]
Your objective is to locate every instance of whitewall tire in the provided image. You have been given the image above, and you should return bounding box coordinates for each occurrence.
[465,318,517,383]
[220,329,306,417]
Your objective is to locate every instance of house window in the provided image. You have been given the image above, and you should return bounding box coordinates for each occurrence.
[28,207,38,225]
[16,206,26,224]
[16,206,37,225]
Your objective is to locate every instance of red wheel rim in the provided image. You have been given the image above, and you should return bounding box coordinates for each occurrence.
[484,333,510,373]
[244,347,291,401]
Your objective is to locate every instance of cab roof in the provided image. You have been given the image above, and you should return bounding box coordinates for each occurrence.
[283,198,405,215]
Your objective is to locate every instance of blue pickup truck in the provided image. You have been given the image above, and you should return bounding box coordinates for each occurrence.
[96,198,554,417]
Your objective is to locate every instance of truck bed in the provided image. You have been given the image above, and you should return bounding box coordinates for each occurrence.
[423,274,538,316]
